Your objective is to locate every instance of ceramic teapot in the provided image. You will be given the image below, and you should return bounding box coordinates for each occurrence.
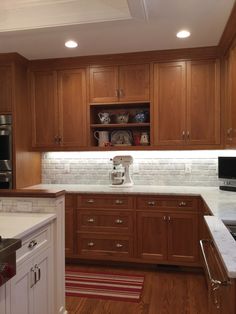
[98,112,111,124]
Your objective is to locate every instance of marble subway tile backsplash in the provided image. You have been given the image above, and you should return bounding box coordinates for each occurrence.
[41,152,219,187]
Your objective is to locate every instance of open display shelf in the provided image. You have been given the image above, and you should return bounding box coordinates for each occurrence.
[89,102,151,148]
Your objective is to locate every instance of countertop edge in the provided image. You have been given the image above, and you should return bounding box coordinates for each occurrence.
[0,189,66,198]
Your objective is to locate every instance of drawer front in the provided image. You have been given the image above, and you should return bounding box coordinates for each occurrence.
[16,225,51,264]
[77,194,134,209]
[77,234,133,258]
[77,211,133,233]
[136,196,197,211]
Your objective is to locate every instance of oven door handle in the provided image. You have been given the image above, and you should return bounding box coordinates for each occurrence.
[200,239,230,286]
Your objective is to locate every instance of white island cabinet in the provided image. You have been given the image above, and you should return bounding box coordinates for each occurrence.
[0,189,67,314]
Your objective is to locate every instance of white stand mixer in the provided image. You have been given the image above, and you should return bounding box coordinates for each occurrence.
[110,155,134,187]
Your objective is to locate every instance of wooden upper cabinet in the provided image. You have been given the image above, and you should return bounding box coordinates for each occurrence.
[31,71,58,148]
[186,60,220,145]
[153,59,220,147]
[89,64,150,103]
[58,69,87,147]
[226,42,236,147]
[153,62,186,145]
[89,66,119,103]
[30,68,87,149]
[119,64,150,102]
[0,65,12,112]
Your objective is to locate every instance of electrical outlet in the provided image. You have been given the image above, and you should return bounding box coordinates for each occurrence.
[133,163,140,174]
[17,201,32,212]
[185,164,192,174]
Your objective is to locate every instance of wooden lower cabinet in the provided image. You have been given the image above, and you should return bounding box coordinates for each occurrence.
[65,194,75,257]
[137,211,167,261]
[167,212,198,263]
[67,193,199,265]
[137,211,199,264]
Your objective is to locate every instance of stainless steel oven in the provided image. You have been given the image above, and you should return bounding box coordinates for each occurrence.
[0,115,12,189]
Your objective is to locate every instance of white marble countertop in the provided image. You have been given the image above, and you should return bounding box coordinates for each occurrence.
[27,184,236,222]
[0,212,56,239]
[26,183,236,278]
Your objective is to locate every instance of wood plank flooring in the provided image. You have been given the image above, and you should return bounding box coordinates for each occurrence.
[66,264,208,314]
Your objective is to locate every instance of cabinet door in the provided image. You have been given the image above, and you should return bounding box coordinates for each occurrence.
[186,60,220,145]
[0,65,12,113]
[153,62,186,145]
[119,64,150,102]
[58,69,87,147]
[89,66,119,103]
[10,260,34,314]
[33,248,53,314]
[168,212,198,263]
[226,42,236,146]
[137,211,167,261]
[31,71,59,148]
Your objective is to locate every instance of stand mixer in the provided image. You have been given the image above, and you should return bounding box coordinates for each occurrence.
[110,155,133,187]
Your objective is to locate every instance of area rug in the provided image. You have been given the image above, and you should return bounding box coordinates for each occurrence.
[65,268,145,302]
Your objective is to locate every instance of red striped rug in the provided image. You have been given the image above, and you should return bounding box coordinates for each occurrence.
[65,268,145,302]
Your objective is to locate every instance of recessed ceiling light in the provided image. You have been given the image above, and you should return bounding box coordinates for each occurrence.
[65,40,78,48]
[176,30,191,39]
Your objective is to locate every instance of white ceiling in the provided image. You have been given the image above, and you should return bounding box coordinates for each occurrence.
[0,0,234,60]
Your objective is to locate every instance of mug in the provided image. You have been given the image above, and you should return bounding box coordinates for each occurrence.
[94,131,109,147]
[98,112,111,124]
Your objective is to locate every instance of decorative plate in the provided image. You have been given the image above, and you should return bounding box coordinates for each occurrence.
[111,130,133,146]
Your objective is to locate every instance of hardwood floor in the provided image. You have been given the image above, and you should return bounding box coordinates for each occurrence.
[66,264,208,314]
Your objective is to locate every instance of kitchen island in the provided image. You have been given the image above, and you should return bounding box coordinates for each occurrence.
[0,189,67,314]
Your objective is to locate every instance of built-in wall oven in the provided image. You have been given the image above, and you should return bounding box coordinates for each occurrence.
[0,115,12,189]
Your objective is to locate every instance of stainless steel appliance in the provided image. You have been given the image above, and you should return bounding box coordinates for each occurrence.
[0,115,12,189]
[218,157,236,192]
[0,236,21,286]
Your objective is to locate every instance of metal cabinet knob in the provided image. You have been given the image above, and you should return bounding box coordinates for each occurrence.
[115,199,123,205]
[186,131,190,140]
[115,219,123,224]
[28,240,37,249]
[87,218,95,223]
[116,243,123,248]
[147,201,156,206]
[182,131,185,140]
[87,199,95,203]
[179,201,187,207]
[163,216,167,221]
[87,242,95,247]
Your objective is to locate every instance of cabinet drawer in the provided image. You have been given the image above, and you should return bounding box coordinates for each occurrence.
[77,210,133,233]
[77,194,134,209]
[136,196,197,211]
[77,234,133,258]
[16,225,51,264]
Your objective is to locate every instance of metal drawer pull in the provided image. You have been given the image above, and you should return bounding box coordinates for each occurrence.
[147,201,156,206]
[87,218,95,223]
[116,243,123,248]
[179,201,187,207]
[87,242,95,247]
[30,267,36,288]
[87,199,95,203]
[199,239,230,286]
[115,219,123,224]
[115,200,123,205]
[28,240,37,249]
